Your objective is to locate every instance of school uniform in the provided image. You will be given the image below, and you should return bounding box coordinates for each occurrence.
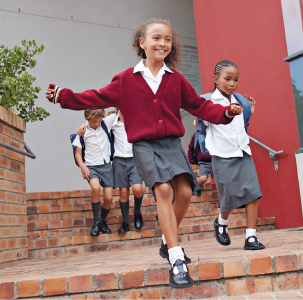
[72,113,116,187]
[111,114,143,188]
[51,60,232,191]
[204,89,262,213]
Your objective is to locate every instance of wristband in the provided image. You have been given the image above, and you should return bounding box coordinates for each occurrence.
[48,84,61,104]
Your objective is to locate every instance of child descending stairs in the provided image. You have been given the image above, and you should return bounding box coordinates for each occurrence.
[26,166,274,259]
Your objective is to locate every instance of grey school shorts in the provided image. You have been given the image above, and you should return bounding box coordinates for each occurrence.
[198,161,214,178]
[87,162,115,188]
[112,157,143,188]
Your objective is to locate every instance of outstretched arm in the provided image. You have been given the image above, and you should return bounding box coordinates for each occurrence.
[180,74,242,124]
[45,71,125,111]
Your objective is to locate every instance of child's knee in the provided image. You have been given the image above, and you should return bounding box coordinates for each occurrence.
[155,183,172,202]
[91,183,101,195]
[199,175,208,185]
[119,188,129,199]
[132,185,143,197]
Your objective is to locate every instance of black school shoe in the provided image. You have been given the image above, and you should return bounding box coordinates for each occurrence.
[118,222,129,233]
[90,221,101,236]
[98,221,111,234]
[134,213,143,230]
[244,236,265,250]
[159,241,191,264]
[214,217,231,246]
[169,259,194,289]
[193,190,201,197]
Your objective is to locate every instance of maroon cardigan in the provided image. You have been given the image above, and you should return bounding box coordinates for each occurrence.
[51,68,232,143]
[188,134,211,164]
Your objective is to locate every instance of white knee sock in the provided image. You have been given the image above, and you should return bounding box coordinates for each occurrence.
[168,246,187,274]
[218,213,229,234]
[246,228,256,239]
[162,234,167,245]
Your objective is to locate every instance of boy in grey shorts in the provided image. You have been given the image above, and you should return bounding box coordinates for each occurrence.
[73,109,116,236]
[78,109,144,232]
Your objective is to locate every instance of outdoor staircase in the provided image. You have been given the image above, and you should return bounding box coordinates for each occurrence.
[2,166,296,299]
[26,166,275,259]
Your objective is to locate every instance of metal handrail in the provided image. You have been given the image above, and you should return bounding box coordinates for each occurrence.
[249,136,284,171]
[0,141,36,159]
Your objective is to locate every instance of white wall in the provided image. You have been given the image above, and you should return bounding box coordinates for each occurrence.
[0,0,198,192]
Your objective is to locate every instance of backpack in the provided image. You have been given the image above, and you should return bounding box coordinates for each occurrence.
[194,92,252,156]
[70,121,115,167]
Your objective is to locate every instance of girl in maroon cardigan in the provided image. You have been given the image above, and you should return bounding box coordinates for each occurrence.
[45,18,242,289]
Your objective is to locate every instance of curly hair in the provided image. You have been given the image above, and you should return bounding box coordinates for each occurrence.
[132,18,182,70]
[84,109,105,120]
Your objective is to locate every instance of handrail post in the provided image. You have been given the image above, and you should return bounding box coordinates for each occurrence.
[249,136,284,171]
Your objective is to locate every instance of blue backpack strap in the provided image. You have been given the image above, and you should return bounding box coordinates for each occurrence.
[70,134,85,167]
[101,121,115,158]
[233,93,251,132]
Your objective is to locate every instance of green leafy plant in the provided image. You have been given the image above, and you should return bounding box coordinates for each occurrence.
[0,40,50,122]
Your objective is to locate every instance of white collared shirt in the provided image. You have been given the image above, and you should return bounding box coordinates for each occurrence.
[133,59,173,94]
[72,113,116,166]
[204,89,252,158]
[111,114,133,158]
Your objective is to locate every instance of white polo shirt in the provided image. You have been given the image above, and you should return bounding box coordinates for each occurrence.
[204,89,251,158]
[111,114,133,158]
[133,59,173,94]
[72,113,116,166]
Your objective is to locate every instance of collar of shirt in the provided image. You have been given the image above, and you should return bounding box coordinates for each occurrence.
[213,88,238,105]
[133,59,173,80]
[85,120,101,131]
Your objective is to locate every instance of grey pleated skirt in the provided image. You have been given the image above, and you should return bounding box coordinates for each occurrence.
[133,136,199,191]
[212,151,262,213]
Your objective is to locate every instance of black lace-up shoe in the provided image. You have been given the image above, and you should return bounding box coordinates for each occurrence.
[90,221,101,236]
[193,190,201,196]
[214,217,231,246]
[169,259,194,288]
[244,236,265,250]
[98,221,111,234]
[134,213,143,230]
[159,241,191,264]
[118,222,129,233]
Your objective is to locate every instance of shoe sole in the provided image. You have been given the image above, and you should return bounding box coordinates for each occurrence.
[244,245,265,250]
[169,278,194,289]
[90,232,100,237]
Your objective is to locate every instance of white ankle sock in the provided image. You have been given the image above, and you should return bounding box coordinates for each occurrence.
[218,214,229,234]
[168,246,187,274]
[246,228,256,239]
[162,234,167,245]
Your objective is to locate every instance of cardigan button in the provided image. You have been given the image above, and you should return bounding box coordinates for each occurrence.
[153,99,158,104]
[158,120,163,124]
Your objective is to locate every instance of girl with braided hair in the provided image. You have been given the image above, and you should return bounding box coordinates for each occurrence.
[203,60,264,250]
[45,19,243,288]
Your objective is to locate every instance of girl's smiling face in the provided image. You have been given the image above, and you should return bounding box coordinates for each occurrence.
[214,66,239,100]
[139,23,172,64]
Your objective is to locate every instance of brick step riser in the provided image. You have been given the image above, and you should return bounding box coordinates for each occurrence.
[3,261,302,299]
[27,223,275,259]
[27,215,273,237]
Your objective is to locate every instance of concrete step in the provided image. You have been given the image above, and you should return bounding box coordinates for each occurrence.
[0,229,302,299]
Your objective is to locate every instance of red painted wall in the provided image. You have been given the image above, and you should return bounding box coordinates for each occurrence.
[193,0,303,229]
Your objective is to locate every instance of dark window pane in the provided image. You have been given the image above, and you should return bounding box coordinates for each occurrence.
[290,56,303,147]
